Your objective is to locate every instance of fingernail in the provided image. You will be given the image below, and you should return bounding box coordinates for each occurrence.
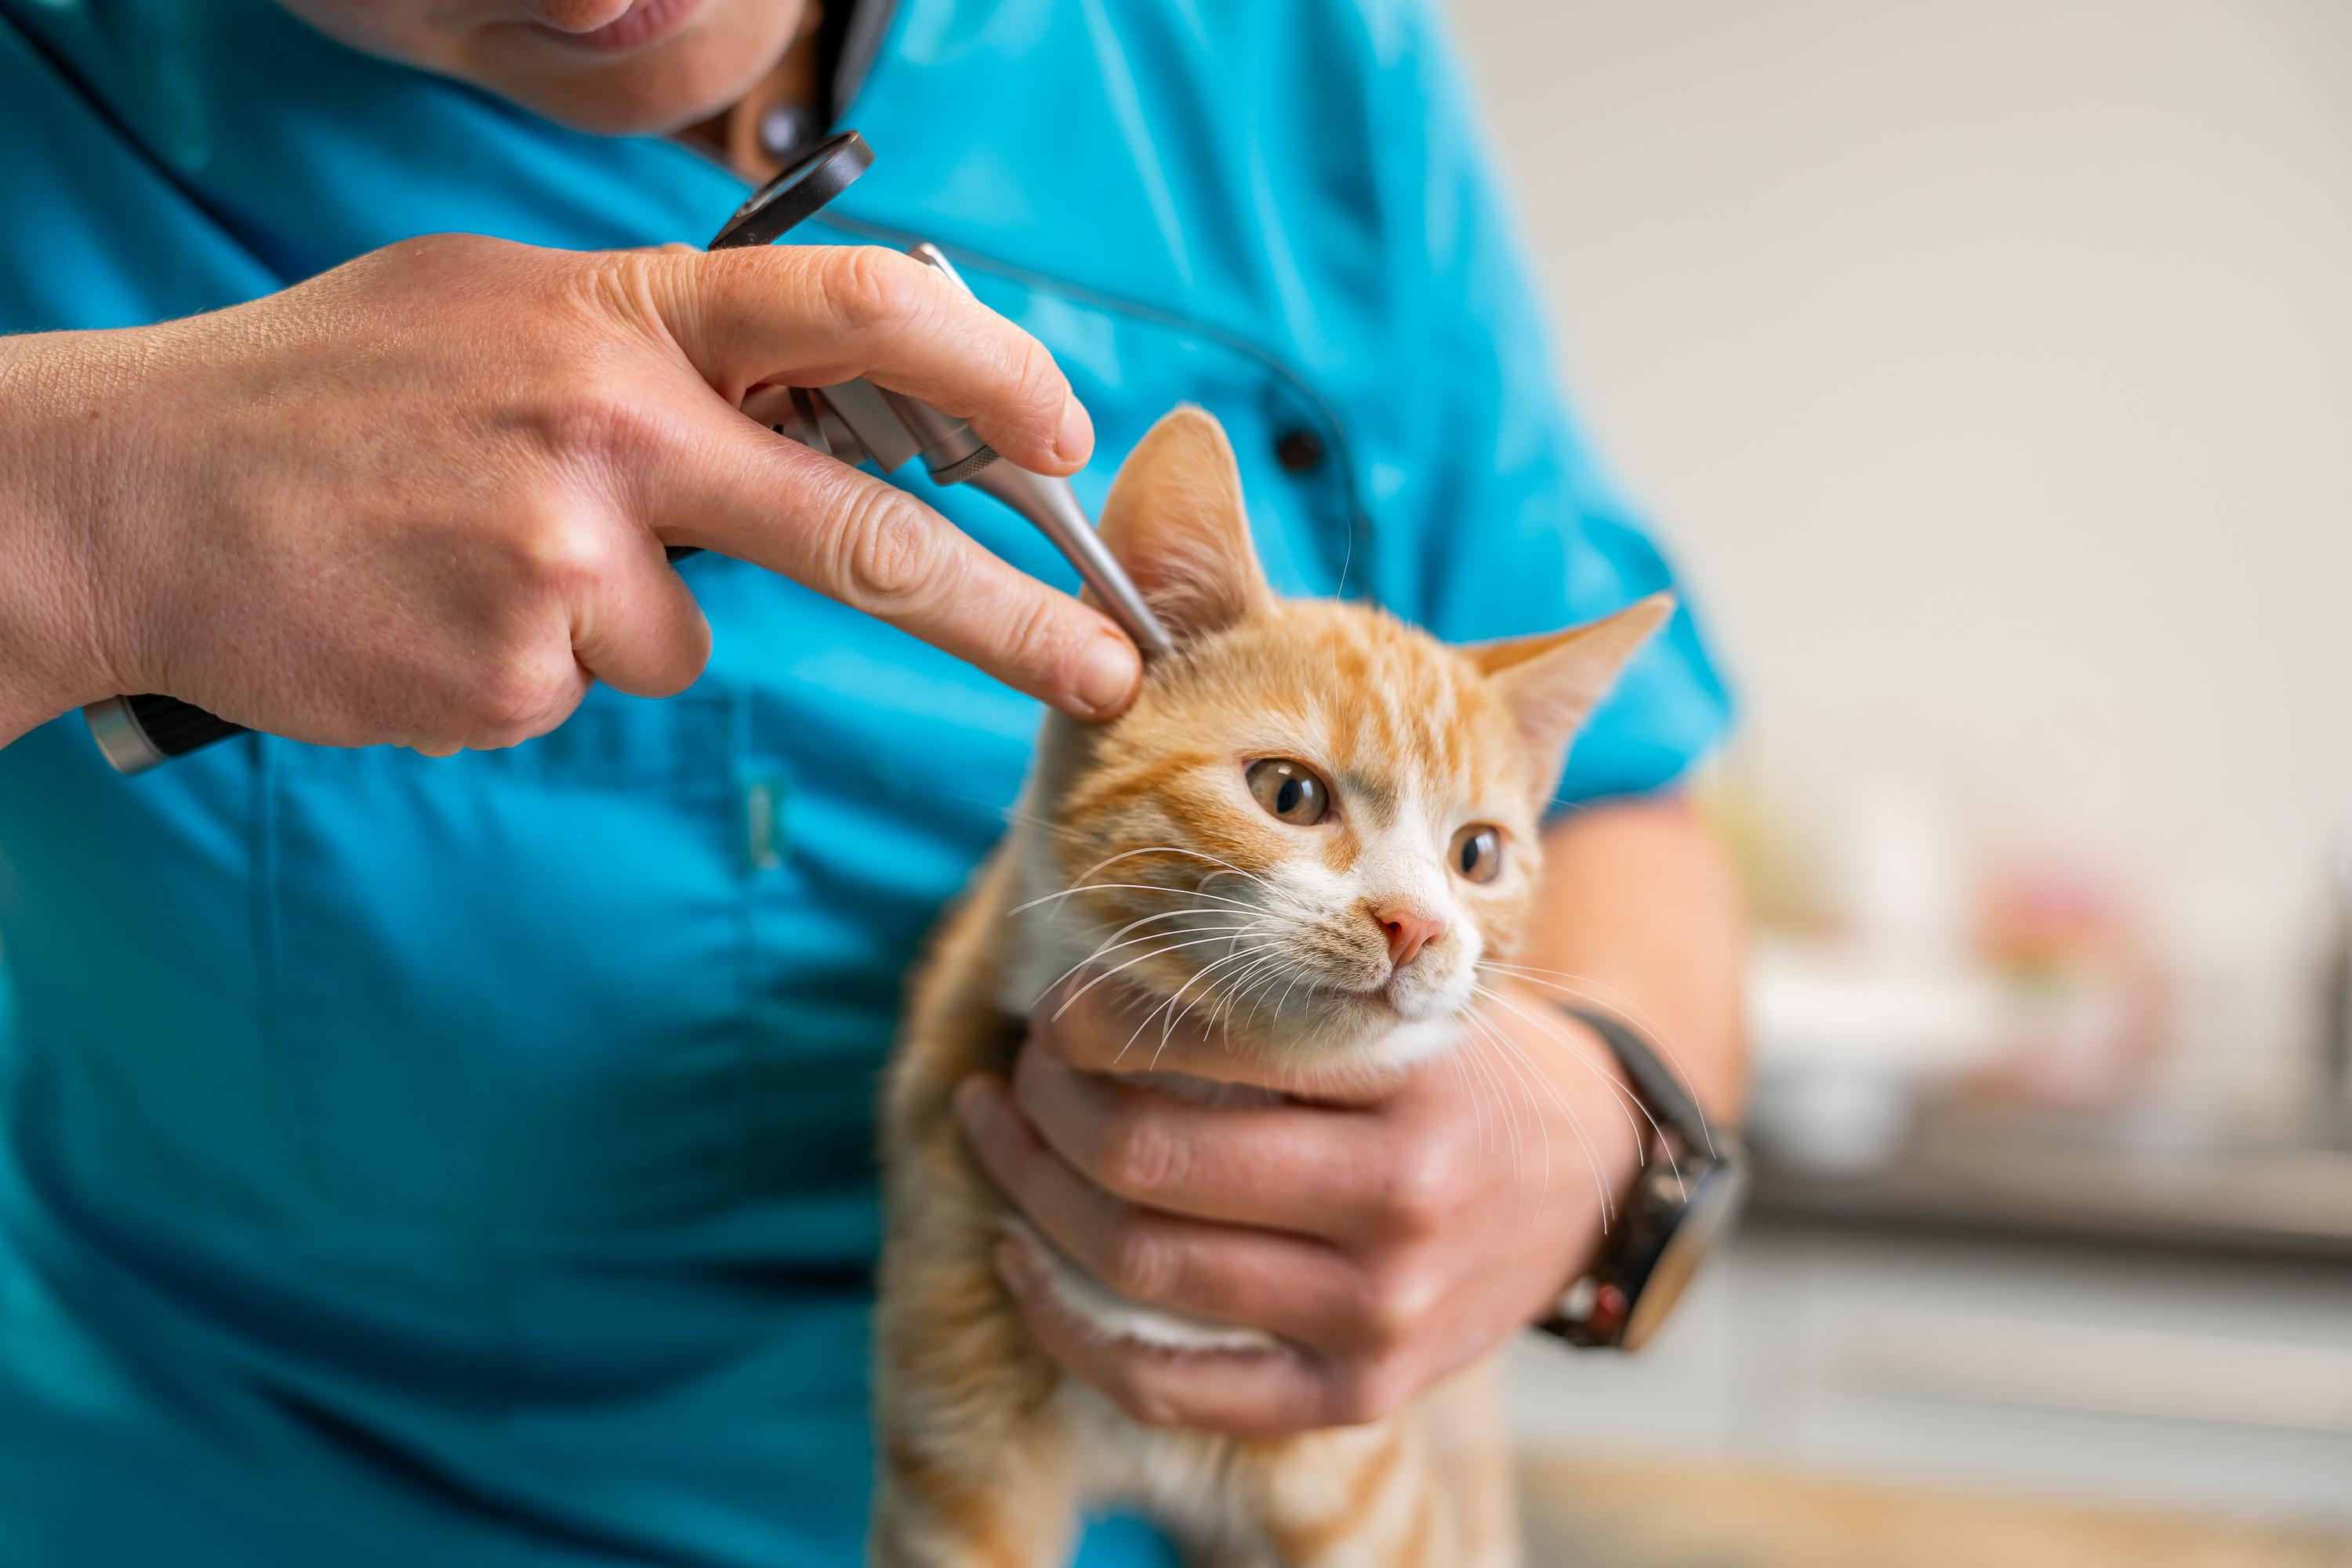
[1054,393,1094,466]
[1073,634,1140,717]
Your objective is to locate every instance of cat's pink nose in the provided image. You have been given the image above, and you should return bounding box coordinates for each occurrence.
[1371,902,1445,971]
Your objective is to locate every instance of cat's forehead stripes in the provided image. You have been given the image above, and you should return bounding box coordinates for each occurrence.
[1058,600,1534,863]
[1264,604,1523,821]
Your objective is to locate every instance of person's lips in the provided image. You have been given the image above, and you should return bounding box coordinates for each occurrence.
[530,0,706,54]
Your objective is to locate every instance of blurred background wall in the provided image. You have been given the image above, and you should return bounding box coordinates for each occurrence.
[1450,0,2352,1074]
[1444,4,2352,1557]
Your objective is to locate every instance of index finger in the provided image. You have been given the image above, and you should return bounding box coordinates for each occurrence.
[1011,1033,1381,1239]
[641,245,1092,475]
[644,410,1141,719]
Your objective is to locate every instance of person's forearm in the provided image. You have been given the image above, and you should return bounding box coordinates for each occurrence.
[1523,795,1748,1126]
[0,332,125,745]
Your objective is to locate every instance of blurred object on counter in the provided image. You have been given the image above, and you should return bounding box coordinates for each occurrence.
[1969,855,2165,1112]
[1747,935,2004,1171]
[1726,770,2165,1173]
[1838,775,1965,969]
[2324,833,2352,1114]
[1518,1451,2352,1568]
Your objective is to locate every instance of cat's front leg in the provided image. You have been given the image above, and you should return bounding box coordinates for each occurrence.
[866,1421,1076,1568]
[870,1112,1083,1568]
[1233,1386,1519,1568]
[869,1276,1079,1568]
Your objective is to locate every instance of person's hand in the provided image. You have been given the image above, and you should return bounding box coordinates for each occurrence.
[953,979,1648,1436]
[0,234,1136,750]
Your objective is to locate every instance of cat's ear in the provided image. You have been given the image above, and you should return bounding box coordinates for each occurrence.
[1096,406,1276,642]
[1466,593,1676,782]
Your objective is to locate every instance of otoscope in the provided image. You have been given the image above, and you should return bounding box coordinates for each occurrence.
[82,131,1172,774]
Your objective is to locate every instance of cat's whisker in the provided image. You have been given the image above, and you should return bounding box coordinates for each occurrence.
[1196,956,1269,1039]
[1471,982,1686,1202]
[1478,962,1719,1156]
[1273,964,1312,1029]
[1449,1014,1517,1174]
[1121,943,1284,1069]
[1037,917,1266,1008]
[1043,908,1261,993]
[1109,942,1279,1065]
[1438,1035,1489,1163]
[1232,954,1297,1033]
[1051,933,1279,1023]
[1073,908,1259,962]
[1065,845,1271,892]
[1009,881,1262,917]
[1467,1005,1635,1228]
[1460,1008,1622,1232]
[1456,1017,1528,1195]
[1465,1013,1556,1210]
[1044,935,1254,1020]
[985,800,1087,841]
[1229,956,1293,1033]
[1469,981,1653,1148]
[1197,954,1265,1035]
[1149,942,1285,1066]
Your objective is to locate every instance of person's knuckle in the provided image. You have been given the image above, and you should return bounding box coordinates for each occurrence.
[1111,1375,1188,1430]
[1001,332,1067,430]
[523,372,659,470]
[1096,1109,1184,1200]
[505,511,618,601]
[1103,1220,1179,1301]
[992,589,1079,684]
[466,645,568,746]
[1382,1138,1465,1236]
[828,491,942,615]
[825,245,930,335]
[1359,1262,1439,1353]
[1325,1359,1411,1427]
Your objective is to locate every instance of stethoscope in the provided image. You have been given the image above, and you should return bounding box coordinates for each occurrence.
[83,131,1171,775]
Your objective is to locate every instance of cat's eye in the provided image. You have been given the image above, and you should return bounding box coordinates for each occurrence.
[1452,825,1504,884]
[1246,758,1331,826]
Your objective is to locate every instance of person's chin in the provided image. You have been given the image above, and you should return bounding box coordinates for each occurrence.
[474,4,801,137]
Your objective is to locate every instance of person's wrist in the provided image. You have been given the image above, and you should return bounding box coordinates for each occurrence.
[0,330,149,741]
[1530,1001,1748,1348]
[1502,988,1646,1314]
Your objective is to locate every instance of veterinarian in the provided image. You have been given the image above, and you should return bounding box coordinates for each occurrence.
[0,2,1744,1563]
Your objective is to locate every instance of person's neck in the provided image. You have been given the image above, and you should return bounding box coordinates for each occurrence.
[675,2,829,183]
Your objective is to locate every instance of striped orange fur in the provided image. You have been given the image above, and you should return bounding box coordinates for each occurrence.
[873,408,1668,1566]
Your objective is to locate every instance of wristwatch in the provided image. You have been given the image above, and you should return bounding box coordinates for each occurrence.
[1534,1006,1748,1351]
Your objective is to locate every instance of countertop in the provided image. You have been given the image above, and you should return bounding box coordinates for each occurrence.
[1747,1094,2352,1262]
[1519,1452,2352,1568]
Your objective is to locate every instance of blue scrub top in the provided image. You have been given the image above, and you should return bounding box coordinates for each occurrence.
[0,1,1732,1563]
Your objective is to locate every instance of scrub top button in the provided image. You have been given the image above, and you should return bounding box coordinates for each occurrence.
[1274,427,1325,474]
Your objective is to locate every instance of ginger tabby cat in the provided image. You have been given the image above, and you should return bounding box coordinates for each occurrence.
[874,408,1670,1567]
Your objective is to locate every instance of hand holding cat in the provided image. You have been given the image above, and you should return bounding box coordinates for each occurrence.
[954,977,1646,1438]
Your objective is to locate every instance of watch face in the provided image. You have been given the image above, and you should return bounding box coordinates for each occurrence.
[1620,1157,1749,1351]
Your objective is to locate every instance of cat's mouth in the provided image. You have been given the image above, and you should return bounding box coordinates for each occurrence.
[1305,966,1467,1024]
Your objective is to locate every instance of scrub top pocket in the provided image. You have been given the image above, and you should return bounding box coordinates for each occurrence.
[263,684,759,1234]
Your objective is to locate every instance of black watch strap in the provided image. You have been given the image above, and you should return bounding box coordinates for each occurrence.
[1533,1005,1746,1351]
